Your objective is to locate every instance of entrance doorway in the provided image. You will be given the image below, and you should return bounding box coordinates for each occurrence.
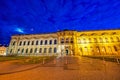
[66,49,69,55]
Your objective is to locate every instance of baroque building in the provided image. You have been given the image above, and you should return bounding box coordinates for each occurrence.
[8,29,120,56]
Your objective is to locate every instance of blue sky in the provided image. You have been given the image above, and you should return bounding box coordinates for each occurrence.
[0,0,120,45]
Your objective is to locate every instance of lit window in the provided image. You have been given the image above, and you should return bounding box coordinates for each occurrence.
[61,38,64,44]
[105,38,108,42]
[66,38,69,43]
[99,38,103,43]
[94,38,97,43]
[110,37,114,42]
[116,37,120,42]
[71,38,73,43]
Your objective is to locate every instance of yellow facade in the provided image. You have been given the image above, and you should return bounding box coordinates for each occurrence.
[0,46,7,55]
[8,29,120,56]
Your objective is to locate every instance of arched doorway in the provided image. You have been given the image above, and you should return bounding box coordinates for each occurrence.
[66,49,69,55]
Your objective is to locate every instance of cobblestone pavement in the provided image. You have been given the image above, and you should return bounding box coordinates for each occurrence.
[0,56,120,80]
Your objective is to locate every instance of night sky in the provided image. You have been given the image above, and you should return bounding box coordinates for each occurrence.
[0,0,120,46]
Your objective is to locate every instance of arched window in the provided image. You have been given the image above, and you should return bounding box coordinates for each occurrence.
[17,48,20,54]
[54,39,57,44]
[23,41,26,45]
[21,48,24,54]
[36,40,38,45]
[66,38,69,43]
[99,38,103,43]
[19,41,22,46]
[34,48,37,53]
[39,48,42,53]
[31,41,34,45]
[54,47,57,53]
[44,48,47,53]
[49,48,52,53]
[27,41,30,45]
[110,37,114,42]
[13,41,16,45]
[49,40,52,45]
[94,38,97,43]
[45,40,47,45]
[61,38,64,44]
[30,48,33,53]
[26,48,28,54]
[116,37,120,42]
[40,40,43,45]
[114,46,117,51]
[71,38,73,43]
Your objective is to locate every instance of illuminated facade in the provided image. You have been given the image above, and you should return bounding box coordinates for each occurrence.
[0,46,7,55]
[8,30,120,56]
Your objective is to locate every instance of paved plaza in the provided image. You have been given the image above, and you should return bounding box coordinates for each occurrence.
[0,56,120,80]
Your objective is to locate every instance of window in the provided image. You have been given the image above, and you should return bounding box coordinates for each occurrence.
[13,41,16,45]
[36,40,38,45]
[45,40,47,45]
[34,48,37,53]
[66,38,69,43]
[82,38,86,43]
[40,40,43,45]
[54,47,57,53]
[49,48,52,53]
[94,38,97,43]
[49,40,52,45]
[89,38,91,43]
[116,37,120,42]
[54,39,57,44]
[110,37,114,42]
[30,48,33,53]
[114,46,117,51]
[99,38,103,43]
[105,38,108,42]
[32,41,34,45]
[26,48,28,54]
[44,48,47,53]
[10,49,12,53]
[39,48,42,53]
[19,41,22,46]
[17,48,20,54]
[71,38,73,43]
[21,48,24,54]
[23,41,26,45]
[61,38,64,44]
[28,41,30,45]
